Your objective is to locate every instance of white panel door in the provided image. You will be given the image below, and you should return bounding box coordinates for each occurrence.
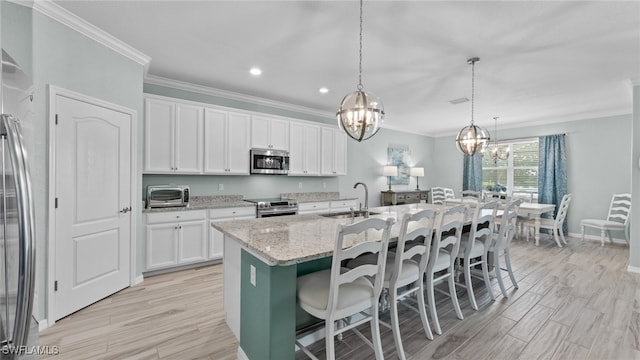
[204,108,228,174]
[54,95,131,320]
[174,103,203,173]
[144,98,174,172]
[227,112,250,174]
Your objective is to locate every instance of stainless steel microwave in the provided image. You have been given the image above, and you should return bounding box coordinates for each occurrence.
[250,148,289,175]
[146,185,190,208]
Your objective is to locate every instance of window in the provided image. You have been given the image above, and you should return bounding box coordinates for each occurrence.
[482,139,539,196]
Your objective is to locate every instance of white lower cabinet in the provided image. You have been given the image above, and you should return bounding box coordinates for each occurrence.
[329,199,358,212]
[146,223,179,269]
[209,207,256,260]
[178,220,208,264]
[297,200,358,215]
[298,201,331,214]
[145,210,208,271]
[145,207,257,271]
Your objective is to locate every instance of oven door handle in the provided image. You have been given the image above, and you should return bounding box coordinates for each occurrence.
[258,207,298,216]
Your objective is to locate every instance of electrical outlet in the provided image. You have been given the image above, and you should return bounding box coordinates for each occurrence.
[218,183,224,191]
[250,265,256,287]
[298,182,302,189]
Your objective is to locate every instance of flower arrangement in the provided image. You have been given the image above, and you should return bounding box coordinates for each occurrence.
[486,184,507,192]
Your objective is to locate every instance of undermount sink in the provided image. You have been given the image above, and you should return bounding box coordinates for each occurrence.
[320,210,379,219]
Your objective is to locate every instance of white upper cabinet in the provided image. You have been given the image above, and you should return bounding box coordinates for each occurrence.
[321,127,348,176]
[174,103,204,173]
[204,108,250,175]
[289,121,321,176]
[251,115,289,151]
[143,95,344,177]
[144,98,173,172]
[144,96,203,174]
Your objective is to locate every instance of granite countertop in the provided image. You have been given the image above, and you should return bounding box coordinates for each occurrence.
[280,192,357,203]
[212,203,444,266]
[143,195,254,213]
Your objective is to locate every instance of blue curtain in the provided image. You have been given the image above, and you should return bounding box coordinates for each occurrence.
[462,152,483,191]
[538,134,568,230]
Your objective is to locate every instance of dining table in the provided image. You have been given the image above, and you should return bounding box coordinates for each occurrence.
[517,202,556,246]
[446,199,556,246]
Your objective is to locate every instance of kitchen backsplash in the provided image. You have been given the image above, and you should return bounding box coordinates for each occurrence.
[281,192,341,201]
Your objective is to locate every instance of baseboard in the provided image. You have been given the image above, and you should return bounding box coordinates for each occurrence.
[133,275,144,286]
[628,265,640,274]
[38,319,49,332]
[567,232,627,245]
[237,346,249,360]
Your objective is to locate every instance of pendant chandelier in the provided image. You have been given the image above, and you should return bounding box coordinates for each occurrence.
[336,0,385,142]
[484,116,509,163]
[455,57,490,156]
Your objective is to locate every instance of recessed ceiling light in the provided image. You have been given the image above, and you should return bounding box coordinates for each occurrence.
[249,67,262,76]
[319,87,329,94]
[448,97,469,105]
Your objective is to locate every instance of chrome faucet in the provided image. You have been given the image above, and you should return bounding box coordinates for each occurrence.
[353,182,369,217]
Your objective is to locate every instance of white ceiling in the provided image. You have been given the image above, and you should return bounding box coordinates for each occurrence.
[53,0,640,137]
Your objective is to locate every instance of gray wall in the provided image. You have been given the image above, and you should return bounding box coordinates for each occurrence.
[432,114,633,238]
[3,2,145,321]
[630,84,640,269]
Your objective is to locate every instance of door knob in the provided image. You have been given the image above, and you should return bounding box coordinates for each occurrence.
[119,207,131,213]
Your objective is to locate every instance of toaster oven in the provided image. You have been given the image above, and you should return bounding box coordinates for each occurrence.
[146,185,190,209]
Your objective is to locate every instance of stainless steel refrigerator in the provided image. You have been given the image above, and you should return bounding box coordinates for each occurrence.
[0,49,37,359]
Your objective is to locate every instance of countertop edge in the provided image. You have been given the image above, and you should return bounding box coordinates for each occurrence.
[143,201,254,213]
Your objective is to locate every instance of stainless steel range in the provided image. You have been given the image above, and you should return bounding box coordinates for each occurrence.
[244,198,298,218]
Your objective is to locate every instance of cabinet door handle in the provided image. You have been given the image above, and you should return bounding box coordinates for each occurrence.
[119,206,131,213]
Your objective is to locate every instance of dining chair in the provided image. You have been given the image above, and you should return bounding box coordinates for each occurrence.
[431,187,446,204]
[349,209,440,360]
[511,191,534,237]
[296,217,394,360]
[431,187,455,205]
[444,188,456,200]
[524,193,572,247]
[425,204,466,335]
[488,199,521,298]
[581,193,631,246]
[461,190,482,201]
[456,201,498,309]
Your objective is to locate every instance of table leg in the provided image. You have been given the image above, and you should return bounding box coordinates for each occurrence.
[534,217,541,246]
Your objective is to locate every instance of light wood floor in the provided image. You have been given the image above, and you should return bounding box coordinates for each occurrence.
[40,235,640,360]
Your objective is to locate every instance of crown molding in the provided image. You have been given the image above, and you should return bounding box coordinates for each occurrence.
[28,0,151,71]
[628,77,640,87]
[144,74,335,119]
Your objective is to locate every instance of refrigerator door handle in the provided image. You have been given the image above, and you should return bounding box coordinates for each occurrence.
[1,114,36,351]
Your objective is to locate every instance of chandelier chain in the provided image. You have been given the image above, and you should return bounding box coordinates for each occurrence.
[470,59,475,125]
[357,0,363,90]
[494,116,498,146]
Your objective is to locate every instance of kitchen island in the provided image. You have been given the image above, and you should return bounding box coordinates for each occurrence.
[213,203,439,360]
